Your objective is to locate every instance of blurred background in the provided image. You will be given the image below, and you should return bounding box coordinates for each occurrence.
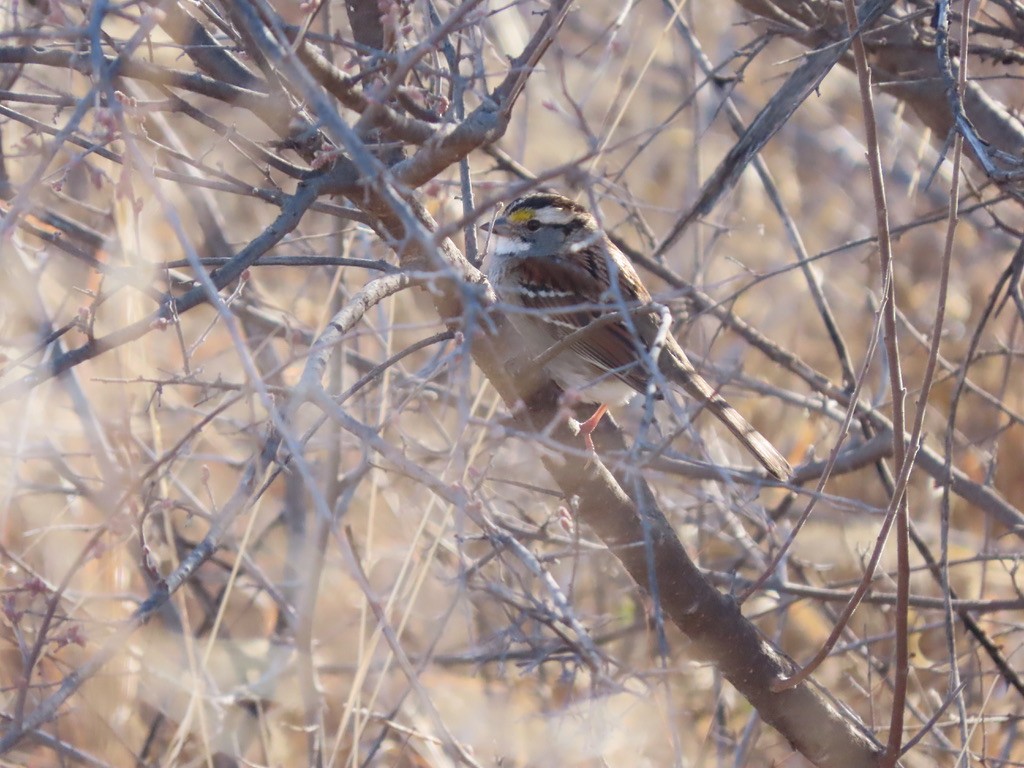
[1,0,1023,765]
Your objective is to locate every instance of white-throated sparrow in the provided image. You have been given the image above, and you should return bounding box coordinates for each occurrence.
[485,192,791,481]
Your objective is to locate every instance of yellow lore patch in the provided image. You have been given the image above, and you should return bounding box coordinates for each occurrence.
[507,208,535,223]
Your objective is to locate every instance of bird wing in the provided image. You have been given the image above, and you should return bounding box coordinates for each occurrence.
[503,248,659,392]
[499,248,792,479]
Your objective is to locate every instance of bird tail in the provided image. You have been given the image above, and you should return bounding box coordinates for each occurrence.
[667,354,791,481]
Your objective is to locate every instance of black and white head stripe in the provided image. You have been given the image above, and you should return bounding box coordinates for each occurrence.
[505,193,595,228]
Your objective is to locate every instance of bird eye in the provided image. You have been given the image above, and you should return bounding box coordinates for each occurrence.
[526,220,541,231]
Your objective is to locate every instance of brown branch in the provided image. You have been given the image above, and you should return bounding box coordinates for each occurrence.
[359,194,884,767]
[655,0,896,258]
[733,0,1024,189]
[0,46,292,134]
[155,1,263,91]
[800,6,910,762]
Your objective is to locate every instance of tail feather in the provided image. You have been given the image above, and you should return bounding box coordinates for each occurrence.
[665,350,791,481]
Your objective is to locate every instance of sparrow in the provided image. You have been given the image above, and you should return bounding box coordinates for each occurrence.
[485,191,791,480]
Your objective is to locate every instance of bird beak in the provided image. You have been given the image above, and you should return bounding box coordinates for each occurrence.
[481,215,514,237]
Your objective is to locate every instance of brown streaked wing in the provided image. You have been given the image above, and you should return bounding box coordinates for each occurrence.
[507,253,657,393]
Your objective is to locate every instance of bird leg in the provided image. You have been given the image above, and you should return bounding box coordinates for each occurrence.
[577,403,609,452]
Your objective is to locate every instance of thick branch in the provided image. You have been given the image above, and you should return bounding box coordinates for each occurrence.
[733,0,1024,187]
[370,196,883,768]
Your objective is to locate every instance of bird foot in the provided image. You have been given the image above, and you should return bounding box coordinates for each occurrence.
[577,404,608,452]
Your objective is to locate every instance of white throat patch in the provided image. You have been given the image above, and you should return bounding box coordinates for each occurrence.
[488,235,530,256]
